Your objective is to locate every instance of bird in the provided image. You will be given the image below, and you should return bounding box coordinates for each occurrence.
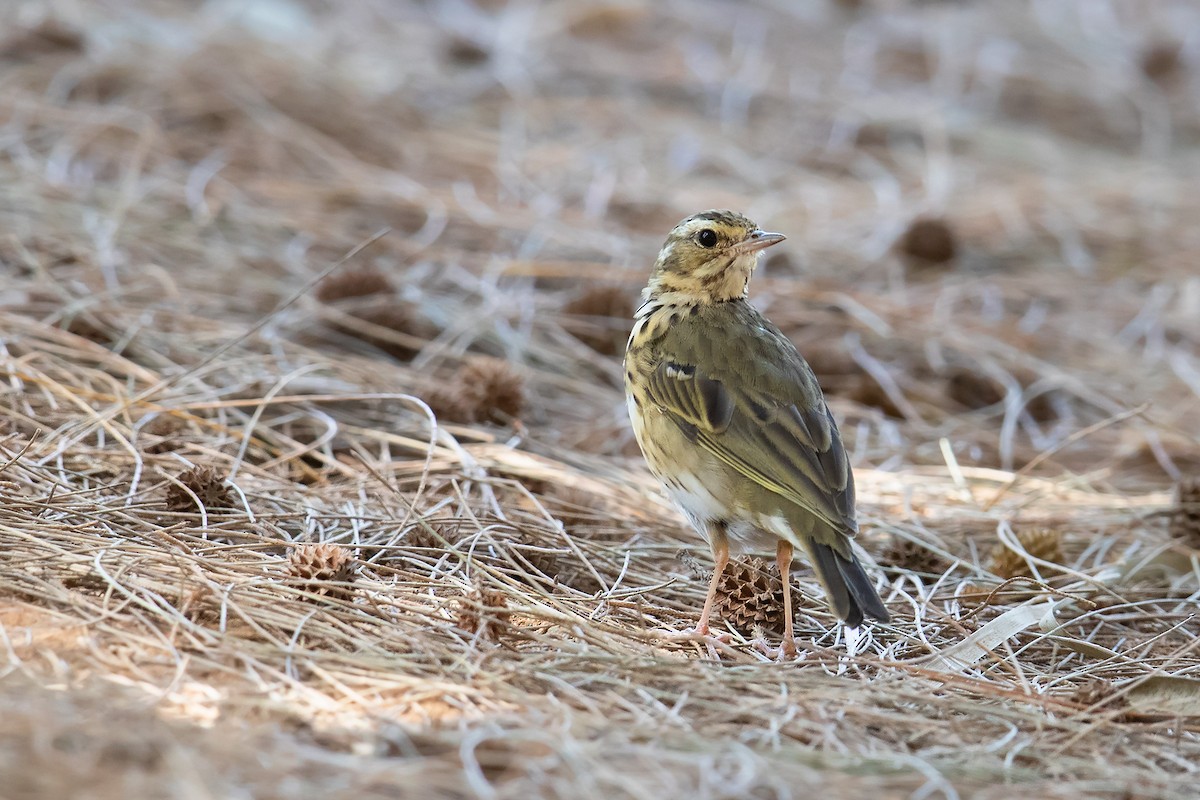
[624,209,889,656]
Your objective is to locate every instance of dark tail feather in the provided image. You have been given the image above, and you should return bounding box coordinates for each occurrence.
[808,542,855,623]
[808,542,890,628]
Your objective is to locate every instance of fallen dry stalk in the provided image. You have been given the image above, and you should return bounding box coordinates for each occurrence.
[2,1,1200,797]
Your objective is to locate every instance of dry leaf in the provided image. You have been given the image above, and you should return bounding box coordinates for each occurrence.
[921,601,1056,673]
[1126,675,1200,716]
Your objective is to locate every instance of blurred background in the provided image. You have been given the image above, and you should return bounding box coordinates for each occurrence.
[3,2,1200,797]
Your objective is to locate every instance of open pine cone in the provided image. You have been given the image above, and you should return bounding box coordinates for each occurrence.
[459,357,525,424]
[712,557,792,636]
[421,357,525,425]
[561,285,636,355]
[287,542,357,600]
[881,535,950,576]
[456,580,510,640]
[166,465,234,512]
[316,267,391,302]
[987,528,1063,579]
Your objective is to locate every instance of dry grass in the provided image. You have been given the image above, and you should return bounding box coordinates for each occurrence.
[2,0,1200,797]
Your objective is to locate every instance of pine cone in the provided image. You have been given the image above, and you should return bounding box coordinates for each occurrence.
[944,368,1004,410]
[1066,677,1127,712]
[166,465,234,512]
[348,302,438,361]
[987,528,1063,579]
[563,285,633,319]
[287,542,357,600]
[1169,478,1200,550]
[898,216,957,266]
[714,557,789,635]
[421,357,525,425]
[562,285,635,355]
[0,19,85,60]
[882,535,950,576]
[520,548,560,581]
[1141,40,1184,85]
[403,526,445,551]
[459,357,524,424]
[140,414,186,454]
[421,385,476,425]
[456,579,510,640]
[316,268,391,302]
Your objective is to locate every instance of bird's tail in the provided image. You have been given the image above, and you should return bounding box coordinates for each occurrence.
[805,540,890,628]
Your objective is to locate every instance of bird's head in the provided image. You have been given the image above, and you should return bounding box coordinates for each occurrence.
[644,210,785,303]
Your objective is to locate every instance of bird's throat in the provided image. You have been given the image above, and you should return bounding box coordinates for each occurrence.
[645,260,752,305]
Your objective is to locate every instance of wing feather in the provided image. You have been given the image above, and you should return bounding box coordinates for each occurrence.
[641,308,857,535]
[646,361,735,433]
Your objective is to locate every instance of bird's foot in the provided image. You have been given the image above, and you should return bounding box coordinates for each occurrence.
[652,626,734,658]
[753,635,800,662]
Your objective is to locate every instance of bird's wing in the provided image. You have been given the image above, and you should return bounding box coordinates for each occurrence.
[644,315,857,537]
[643,362,735,434]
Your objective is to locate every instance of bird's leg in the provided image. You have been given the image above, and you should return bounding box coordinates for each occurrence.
[776,539,798,659]
[653,526,734,654]
[696,532,730,636]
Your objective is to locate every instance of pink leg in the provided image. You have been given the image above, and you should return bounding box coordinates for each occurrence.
[776,540,797,658]
[696,535,730,636]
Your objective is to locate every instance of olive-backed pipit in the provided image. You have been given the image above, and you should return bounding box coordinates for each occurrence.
[625,210,889,655]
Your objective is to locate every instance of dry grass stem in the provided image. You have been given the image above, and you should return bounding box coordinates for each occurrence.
[1,1,1198,797]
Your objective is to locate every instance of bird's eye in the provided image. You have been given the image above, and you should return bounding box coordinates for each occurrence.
[697,229,718,248]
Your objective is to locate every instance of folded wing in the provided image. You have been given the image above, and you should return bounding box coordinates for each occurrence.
[643,339,857,537]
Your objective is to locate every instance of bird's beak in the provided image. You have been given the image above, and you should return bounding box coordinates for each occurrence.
[737,230,786,254]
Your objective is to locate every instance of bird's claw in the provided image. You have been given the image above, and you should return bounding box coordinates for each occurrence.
[652,626,734,657]
[753,636,800,661]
